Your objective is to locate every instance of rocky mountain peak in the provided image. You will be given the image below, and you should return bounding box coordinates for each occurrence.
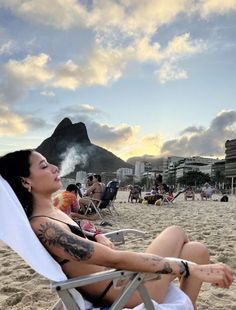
[36,118,132,176]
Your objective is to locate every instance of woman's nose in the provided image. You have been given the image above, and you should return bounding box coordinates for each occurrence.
[52,165,59,173]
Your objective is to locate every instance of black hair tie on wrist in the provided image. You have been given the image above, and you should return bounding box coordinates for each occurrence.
[181,260,190,278]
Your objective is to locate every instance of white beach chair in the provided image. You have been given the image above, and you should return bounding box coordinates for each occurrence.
[0,176,194,310]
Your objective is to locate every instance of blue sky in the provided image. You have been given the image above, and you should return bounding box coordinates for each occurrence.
[0,0,236,160]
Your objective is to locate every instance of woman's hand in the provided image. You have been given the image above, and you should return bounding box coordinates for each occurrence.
[95,234,114,248]
[189,263,234,288]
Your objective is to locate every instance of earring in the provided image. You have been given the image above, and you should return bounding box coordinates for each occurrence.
[28,186,31,193]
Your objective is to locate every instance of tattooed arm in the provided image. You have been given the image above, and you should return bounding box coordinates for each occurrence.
[32,218,233,288]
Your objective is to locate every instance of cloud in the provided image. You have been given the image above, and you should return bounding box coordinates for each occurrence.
[88,122,138,146]
[198,0,236,18]
[0,40,15,55]
[156,62,188,84]
[161,110,236,157]
[180,125,205,135]
[0,101,52,136]
[0,1,207,92]
[52,32,205,87]
[56,104,103,120]
[117,134,162,160]
[6,53,52,83]
[0,53,53,105]
[0,106,27,136]
[154,33,206,83]
[9,33,204,97]
[23,115,53,130]
[40,90,55,97]
[52,46,130,89]
[0,0,190,32]
[0,0,88,30]
[55,104,138,151]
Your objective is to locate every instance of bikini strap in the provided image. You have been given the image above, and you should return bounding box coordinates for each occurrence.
[29,215,87,239]
[29,215,69,226]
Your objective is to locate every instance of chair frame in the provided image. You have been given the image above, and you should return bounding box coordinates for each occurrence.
[50,229,156,310]
[51,269,156,310]
[84,183,119,219]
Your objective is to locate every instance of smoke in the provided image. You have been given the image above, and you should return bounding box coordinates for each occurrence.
[60,146,88,177]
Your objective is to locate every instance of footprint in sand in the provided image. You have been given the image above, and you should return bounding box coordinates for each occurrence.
[4,292,25,306]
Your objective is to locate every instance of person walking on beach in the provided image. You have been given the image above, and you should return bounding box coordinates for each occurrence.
[0,149,234,309]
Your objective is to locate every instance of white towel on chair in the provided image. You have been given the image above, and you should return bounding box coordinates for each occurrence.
[123,283,194,310]
[0,175,66,282]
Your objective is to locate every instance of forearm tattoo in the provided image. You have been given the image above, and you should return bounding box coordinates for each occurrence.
[37,222,94,261]
[156,262,173,274]
[143,255,186,276]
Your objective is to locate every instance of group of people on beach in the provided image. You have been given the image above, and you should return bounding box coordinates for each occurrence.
[53,173,105,220]
[0,149,234,309]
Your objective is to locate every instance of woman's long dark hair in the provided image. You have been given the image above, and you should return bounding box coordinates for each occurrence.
[0,149,33,217]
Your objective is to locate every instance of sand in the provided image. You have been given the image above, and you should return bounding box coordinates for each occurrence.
[0,191,236,309]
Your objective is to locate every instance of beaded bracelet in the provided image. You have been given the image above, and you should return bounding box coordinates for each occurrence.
[181,260,190,278]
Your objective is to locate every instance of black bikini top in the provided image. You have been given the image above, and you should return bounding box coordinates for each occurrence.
[29,215,86,238]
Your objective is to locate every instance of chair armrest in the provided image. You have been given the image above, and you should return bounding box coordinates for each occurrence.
[81,196,101,202]
[104,229,146,245]
[51,269,135,291]
[51,269,157,291]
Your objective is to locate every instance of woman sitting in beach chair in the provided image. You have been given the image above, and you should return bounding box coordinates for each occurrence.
[79,174,105,214]
[200,183,214,200]
[184,186,195,201]
[144,183,169,205]
[0,149,233,309]
[128,185,141,203]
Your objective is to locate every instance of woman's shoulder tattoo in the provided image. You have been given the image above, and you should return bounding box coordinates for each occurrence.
[37,221,94,261]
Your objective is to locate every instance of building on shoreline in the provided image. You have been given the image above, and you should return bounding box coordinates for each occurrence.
[225,139,236,194]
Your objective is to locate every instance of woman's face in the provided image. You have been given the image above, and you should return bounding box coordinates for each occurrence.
[27,151,61,194]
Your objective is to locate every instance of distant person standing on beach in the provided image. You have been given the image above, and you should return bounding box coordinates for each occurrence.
[154,173,162,188]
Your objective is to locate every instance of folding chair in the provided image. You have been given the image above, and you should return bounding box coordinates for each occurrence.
[84,181,120,219]
[161,189,187,206]
[0,176,194,310]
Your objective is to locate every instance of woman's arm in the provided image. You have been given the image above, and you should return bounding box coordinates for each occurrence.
[33,218,234,288]
[84,183,95,196]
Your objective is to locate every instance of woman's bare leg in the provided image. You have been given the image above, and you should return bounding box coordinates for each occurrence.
[179,241,209,309]
[106,225,188,308]
[141,225,189,304]
[102,225,208,308]
[78,198,92,213]
[126,225,209,308]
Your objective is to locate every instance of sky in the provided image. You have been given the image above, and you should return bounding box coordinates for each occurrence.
[0,0,236,161]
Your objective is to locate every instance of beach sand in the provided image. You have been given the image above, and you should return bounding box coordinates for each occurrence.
[0,191,236,309]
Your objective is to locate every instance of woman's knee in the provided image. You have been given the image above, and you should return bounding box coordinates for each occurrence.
[162,225,188,242]
[182,241,209,264]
